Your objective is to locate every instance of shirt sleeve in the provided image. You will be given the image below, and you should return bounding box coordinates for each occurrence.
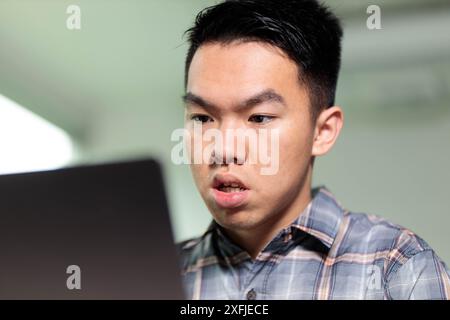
[386,249,450,300]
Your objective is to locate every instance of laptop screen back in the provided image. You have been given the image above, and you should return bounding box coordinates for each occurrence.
[0,159,184,299]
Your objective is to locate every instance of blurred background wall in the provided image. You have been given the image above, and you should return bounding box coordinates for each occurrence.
[1,0,449,262]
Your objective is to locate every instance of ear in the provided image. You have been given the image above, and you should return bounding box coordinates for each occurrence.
[311,106,344,156]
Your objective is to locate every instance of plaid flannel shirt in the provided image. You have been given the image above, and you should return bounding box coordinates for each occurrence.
[178,186,450,300]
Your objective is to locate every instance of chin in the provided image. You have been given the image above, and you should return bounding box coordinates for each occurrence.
[214,210,264,231]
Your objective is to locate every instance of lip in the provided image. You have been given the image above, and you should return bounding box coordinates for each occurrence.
[212,173,249,190]
[211,173,250,209]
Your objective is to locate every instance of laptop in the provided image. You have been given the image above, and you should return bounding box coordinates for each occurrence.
[0,158,185,299]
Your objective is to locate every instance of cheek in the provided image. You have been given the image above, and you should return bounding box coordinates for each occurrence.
[251,169,301,209]
[257,123,312,191]
[277,118,313,162]
[280,135,311,164]
[186,129,200,163]
[253,141,310,206]
[190,163,209,191]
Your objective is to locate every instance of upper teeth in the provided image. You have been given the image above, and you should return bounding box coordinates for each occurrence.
[223,183,241,187]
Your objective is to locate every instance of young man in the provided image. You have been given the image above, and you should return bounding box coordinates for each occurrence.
[177,0,450,299]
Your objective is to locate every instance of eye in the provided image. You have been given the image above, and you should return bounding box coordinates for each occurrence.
[190,114,213,123]
[248,114,275,124]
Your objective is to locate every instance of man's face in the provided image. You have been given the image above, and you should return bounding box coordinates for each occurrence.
[184,41,315,233]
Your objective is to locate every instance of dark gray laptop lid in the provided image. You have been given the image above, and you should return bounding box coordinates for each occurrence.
[0,159,184,299]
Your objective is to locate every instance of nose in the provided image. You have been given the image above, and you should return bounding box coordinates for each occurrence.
[209,122,246,166]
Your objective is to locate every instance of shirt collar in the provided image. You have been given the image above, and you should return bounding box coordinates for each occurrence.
[204,185,345,256]
[290,185,344,249]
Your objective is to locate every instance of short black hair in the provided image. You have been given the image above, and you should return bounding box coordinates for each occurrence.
[184,0,343,121]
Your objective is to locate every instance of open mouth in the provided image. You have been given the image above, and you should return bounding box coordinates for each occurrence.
[211,176,250,209]
[211,174,250,208]
[216,182,247,193]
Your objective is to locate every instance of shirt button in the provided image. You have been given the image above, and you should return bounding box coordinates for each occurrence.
[246,288,257,300]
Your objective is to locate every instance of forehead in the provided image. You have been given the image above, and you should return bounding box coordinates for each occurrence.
[186,41,303,104]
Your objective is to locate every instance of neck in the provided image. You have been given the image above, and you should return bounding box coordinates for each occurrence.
[224,169,313,260]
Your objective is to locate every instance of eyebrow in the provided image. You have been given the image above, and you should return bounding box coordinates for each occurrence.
[182,89,287,111]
